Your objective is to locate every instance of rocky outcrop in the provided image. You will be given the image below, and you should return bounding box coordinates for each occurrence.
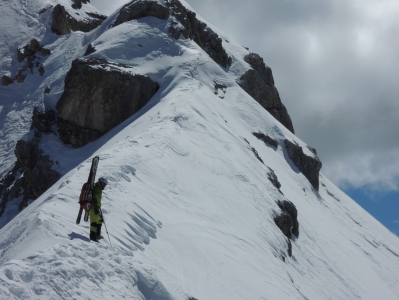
[2,39,50,86]
[51,4,106,35]
[17,38,51,63]
[252,131,278,149]
[238,53,294,133]
[0,138,60,214]
[251,147,264,164]
[38,65,45,76]
[57,118,103,148]
[39,6,52,14]
[56,57,159,147]
[274,200,298,258]
[111,0,170,27]
[267,167,281,191]
[284,139,322,191]
[30,106,56,134]
[14,69,27,83]
[243,138,264,165]
[110,0,232,68]
[214,82,227,99]
[71,0,90,10]
[166,0,232,68]
[1,75,13,86]
[14,138,60,209]
[84,43,96,56]
[30,107,100,163]
[274,200,299,239]
[0,108,61,217]
[41,48,51,56]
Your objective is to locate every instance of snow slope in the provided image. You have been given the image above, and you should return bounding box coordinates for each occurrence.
[1,0,399,299]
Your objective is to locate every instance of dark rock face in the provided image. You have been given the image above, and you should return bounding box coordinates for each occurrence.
[252,132,278,149]
[14,139,60,209]
[1,75,13,86]
[2,39,51,87]
[28,38,40,53]
[284,139,322,191]
[274,200,299,258]
[14,69,27,83]
[110,0,231,68]
[84,43,96,56]
[0,108,61,217]
[274,200,299,239]
[166,0,232,68]
[18,39,51,63]
[30,107,56,134]
[40,48,51,56]
[32,107,101,150]
[51,4,106,35]
[111,0,170,27]
[17,48,26,63]
[85,12,107,21]
[39,6,51,14]
[238,53,295,133]
[51,4,71,35]
[214,82,227,99]
[56,57,159,147]
[267,167,281,191]
[72,0,90,10]
[287,239,292,257]
[38,65,45,76]
[57,118,103,148]
[251,147,264,164]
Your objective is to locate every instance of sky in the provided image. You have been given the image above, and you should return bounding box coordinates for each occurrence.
[90,0,399,235]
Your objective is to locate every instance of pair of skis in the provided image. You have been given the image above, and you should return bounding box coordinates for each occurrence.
[76,156,99,224]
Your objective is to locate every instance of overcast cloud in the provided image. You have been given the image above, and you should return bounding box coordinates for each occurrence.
[91,0,399,191]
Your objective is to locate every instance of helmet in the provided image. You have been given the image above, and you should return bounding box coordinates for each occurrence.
[98,177,108,186]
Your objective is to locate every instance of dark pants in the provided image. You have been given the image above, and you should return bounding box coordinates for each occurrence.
[89,208,103,241]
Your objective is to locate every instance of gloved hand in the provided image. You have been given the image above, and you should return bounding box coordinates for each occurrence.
[94,207,100,215]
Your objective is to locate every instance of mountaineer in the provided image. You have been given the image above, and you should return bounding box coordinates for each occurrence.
[89,177,108,242]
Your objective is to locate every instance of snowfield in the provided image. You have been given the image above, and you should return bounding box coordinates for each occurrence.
[1,0,399,299]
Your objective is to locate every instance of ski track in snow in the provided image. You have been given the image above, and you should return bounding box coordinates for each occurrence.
[0,0,399,299]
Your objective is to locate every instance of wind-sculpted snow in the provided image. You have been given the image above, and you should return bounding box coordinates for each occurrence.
[111,0,170,28]
[0,242,173,300]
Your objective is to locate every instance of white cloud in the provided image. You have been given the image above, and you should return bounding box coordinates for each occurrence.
[324,150,399,191]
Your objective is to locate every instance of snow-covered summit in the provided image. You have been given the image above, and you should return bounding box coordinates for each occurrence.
[0,0,399,299]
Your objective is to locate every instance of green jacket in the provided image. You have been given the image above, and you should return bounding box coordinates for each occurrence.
[92,181,102,208]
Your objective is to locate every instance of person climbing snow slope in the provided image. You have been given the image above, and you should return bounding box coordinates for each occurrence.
[89,177,108,242]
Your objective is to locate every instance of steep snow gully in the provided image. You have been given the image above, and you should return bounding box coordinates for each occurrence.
[1,0,399,299]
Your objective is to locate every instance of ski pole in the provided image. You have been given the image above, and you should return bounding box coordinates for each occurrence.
[100,208,112,247]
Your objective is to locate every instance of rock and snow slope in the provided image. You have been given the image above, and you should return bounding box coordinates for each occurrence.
[1,0,399,299]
